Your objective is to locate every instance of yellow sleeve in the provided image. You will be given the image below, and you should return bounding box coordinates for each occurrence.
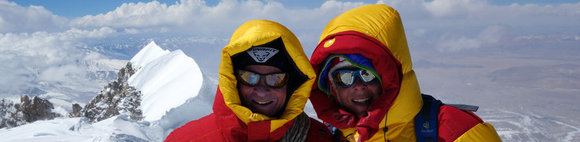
[454,122,502,142]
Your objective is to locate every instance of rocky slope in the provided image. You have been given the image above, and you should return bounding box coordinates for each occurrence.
[0,95,61,128]
[72,62,143,122]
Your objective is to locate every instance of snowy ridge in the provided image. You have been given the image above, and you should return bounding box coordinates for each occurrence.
[128,45,203,122]
[130,41,170,69]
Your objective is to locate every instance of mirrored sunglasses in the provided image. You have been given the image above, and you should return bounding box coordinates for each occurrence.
[237,70,288,88]
[331,69,378,88]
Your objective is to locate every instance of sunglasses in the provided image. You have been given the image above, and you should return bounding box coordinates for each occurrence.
[331,69,378,88]
[237,70,288,88]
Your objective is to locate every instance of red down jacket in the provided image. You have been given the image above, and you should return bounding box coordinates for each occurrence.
[165,20,334,142]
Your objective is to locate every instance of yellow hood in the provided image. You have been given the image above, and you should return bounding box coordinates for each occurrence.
[217,20,316,132]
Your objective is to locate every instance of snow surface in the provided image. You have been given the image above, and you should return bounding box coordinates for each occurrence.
[0,115,164,142]
[130,41,170,70]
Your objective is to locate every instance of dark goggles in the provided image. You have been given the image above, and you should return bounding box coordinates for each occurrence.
[331,69,378,88]
[237,70,288,88]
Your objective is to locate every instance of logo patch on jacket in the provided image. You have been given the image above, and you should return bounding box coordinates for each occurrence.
[246,47,279,63]
[324,38,335,48]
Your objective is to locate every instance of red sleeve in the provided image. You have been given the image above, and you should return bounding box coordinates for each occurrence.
[437,105,483,142]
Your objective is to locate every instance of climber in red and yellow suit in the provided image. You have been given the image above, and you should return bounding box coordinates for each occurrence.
[165,20,334,141]
[309,4,502,142]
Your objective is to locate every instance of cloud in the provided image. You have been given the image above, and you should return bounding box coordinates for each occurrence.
[377,0,580,53]
[514,34,580,41]
[3,0,580,37]
[70,1,185,29]
[64,0,366,53]
[0,0,67,33]
[435,25,505,52]
[1,0,580,97]
[423,0,487,18]
[0,0,369,97]
[68,0,364,37]
[0,28,120,96]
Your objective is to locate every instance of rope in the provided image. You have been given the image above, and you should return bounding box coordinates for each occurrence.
[279,112,311,142]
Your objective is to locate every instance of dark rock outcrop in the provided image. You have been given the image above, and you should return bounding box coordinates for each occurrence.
[0,96,61,128]
[73,62,143,122]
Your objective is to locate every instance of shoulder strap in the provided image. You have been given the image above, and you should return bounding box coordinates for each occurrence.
[324,122,349,142]
[446,104,479,112]
[415,94,442,142]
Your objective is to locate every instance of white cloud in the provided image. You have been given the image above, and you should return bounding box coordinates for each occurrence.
[0,28,121,96]
[3,0,579,38]
[71,1,185,28]
[0,0,371,97]
[1,0,579,96]
[423,0,487,18]
[436,36,482,52]
[377,0,580,53]
[420,0,580,28]
[0,0,67,33]
[66,0,364,36]
[436,25,505,52]
[514,34,580,42]
[62,0,366,52]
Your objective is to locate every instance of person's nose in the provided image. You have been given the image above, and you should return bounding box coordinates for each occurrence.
[350,78,368,90]
[253,78,270,96]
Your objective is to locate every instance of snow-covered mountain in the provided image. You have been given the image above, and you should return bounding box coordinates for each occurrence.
[128,41,204,122]
[0,41,217,141]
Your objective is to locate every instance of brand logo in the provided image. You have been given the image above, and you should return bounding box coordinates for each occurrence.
[324,38,335,48]
[423,122,430,129]
[246,47,279,63]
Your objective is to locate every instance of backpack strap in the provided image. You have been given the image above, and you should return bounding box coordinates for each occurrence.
[415,94,441,142]
[324,122,349,141]
[446,104,479,112]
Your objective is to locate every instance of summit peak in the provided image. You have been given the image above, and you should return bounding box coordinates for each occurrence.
[130,41,170,69]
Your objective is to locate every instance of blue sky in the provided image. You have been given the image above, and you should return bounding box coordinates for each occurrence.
[13,0,580,18]
[14,0,182,18]
[13,0,362,18]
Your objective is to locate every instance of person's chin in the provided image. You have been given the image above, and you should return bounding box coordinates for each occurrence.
[252,103,278,116]
[348,102,371,117]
